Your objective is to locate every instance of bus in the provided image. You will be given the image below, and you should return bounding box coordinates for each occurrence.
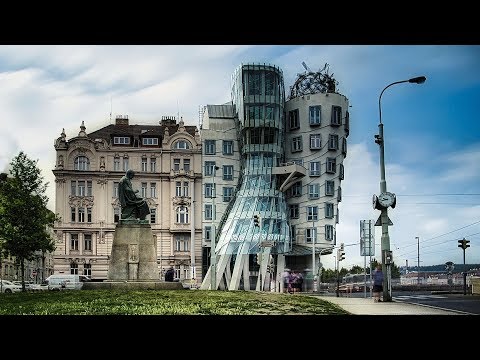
[339,273,371,293]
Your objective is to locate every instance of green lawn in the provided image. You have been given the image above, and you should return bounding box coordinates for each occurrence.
[0,289,349,315]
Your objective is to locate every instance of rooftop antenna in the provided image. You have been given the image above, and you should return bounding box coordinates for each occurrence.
[110,96,112,123]
[177,100,180,121]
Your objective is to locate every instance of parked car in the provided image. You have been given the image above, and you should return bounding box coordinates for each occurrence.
[0,280,23,293]
[12,281,35,290]
[45,274,91,290]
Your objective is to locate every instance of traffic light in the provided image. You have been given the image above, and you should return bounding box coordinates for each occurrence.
[253,215,260,227]
[339,243,345,261]
[458,238,470,250]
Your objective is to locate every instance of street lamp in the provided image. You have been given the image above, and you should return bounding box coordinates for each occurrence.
[210,165,219,290]
[374,76,426,302]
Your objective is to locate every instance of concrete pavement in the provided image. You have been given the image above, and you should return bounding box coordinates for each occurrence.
[309,294,468,315]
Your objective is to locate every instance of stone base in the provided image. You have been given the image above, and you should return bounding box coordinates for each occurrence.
[83,281,184,291]
[108,223,158,281]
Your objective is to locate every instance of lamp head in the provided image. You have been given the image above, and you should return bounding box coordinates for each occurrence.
[409,76,426,84]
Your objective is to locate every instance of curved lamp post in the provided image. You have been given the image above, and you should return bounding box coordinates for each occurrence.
[376,76,426,302]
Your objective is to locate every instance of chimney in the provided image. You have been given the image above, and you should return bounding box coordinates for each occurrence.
[115,115,129,126]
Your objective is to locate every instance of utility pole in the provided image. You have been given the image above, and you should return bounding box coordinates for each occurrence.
[416,236,420,287]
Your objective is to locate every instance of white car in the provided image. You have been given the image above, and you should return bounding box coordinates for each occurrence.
[0,280,23,293]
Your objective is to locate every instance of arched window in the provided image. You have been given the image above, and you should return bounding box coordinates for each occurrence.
[176,205,189,224]
[173,140,191,150]
[74,156,90,171]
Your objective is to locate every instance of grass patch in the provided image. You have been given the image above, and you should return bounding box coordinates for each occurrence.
[0,290,349,315]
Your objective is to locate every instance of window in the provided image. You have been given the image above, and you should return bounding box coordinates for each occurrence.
[78,208,85,222]
[265,71,275,95]
[205,183,215,198]
[289,204,299,219]
[309,161,320,176]
[176,206,189,224]
[256,197,271,212]
[339,164,345,180]
[292,159,304,166]
[205,204,213,220]
[74,156,90,171]
[325,203,334,219]
[176,181,182,197]
[174,140,191,149]
[205,226,212,242]
[83,264,92,277]
[289,109,299,130]
[248,71,261,95]
[141,182,147,198]
[223,140,233,155]
[291,182,302,197]
[331,106,342,126]
[205,161,216,176]
[342,138,347,156]
[328,134,339,151]
[337,186,342,202]
[325,180,335,196]
[175,234,190,252]
[150,158,156,172]
[326,158,336,174]
[307,206,318,221]
[143,138,158,145]
[309,105,321,125]
[183,159,190,172]
[345,110,350,136]
[114,182,119,197]
[205,140,216,155]
[223,187,234,202]
[325,225,334,241]
[150,183,156,198]
[264,127,276,144]
[87,208,92,223]
[310,134,321,150]
[123,157,129,171]
[113,137,130,145]
[150,208,156,224]
[249,128,261,144]
[223,165,234,181]
[70,234,79,251]
[183,182,189,197]
[308,183,320,199]
[292,136,303,152]
[71,207,76,222]
[70,263,79,275]
[248,106,263,122]
[142,158,148,172]
[306,228,317,244]
[84,234,92,251]
[71,180,92,196]
[173,159,180,171]
[263,153,274,167]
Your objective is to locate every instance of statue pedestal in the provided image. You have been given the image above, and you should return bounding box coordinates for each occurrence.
[107,221,158,281]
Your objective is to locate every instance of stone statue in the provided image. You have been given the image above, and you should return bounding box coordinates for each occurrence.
[118,169,150,220]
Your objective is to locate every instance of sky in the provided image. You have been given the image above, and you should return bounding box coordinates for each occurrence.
[0,45,479,272]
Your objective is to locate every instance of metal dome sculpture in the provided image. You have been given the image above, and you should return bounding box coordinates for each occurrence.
[288,62,339,100]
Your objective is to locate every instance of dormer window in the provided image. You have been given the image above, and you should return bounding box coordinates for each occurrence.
[142,138,158,145]
[113,136,130,145]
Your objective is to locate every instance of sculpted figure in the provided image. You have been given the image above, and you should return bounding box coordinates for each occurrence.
[118,169,150,220]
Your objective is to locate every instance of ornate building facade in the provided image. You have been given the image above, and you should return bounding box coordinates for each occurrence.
[52,115,203,285]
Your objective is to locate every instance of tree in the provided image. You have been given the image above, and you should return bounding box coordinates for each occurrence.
[0,152,58,291]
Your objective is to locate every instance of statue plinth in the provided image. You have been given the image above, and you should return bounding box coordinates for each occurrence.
[107,222,158,281]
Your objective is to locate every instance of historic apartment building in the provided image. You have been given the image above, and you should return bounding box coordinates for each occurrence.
[52,115,203,285]
[200,63,349,291]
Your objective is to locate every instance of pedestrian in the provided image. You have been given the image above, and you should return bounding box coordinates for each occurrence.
[165,266,175,282]
[372,264,383,302]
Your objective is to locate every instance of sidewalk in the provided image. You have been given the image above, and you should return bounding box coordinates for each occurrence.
[309,295,467,315]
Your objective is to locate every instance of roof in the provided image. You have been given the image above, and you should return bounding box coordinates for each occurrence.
[206,104,234,118]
